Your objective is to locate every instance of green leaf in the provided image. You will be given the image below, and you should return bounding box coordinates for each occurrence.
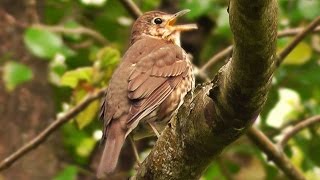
[3,62,33,91]
[74,89,99,129]
[281,41,312,65]
[202,162,226,180]
[140,0,161,12]
[76,137,96,157]
[308,136,320,166]
[180,0,211,19]
[24,28,75,59]
[95,46,120,68]
[266,88,303,128]
[53,165,78,180]
[60,67,93,88]
[298,0,320,20]
[215,7,232,37]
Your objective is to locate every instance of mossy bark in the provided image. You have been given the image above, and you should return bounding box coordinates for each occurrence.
[134,0,278,179]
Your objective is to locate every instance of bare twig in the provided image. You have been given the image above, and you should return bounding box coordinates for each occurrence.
[278,26,320,38]
[200,25,320,75]
[25,0,40,23]
[0,89,106,171]
[247,128,305,180]
[199,46,233,74]
[0,9,28,28]
[32,24,109,45]
[277,115,320,150]
[278,16,320,65]
[119,0,143,19]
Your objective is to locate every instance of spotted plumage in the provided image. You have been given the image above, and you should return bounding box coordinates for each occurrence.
[97,10,197,178]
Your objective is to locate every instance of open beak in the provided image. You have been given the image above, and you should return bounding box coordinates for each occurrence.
[166,9,198,32]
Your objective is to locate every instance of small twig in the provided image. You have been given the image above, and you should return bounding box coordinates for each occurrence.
[25,0,40,23]
[0,89,106,171]
[276,115,320,150]
[278,26,320,38]
[119,0,143,19]
[199,46,233,74]
[32,24,109,45]
[200,24,320,75]
[278,16,320,65]
[247,127,305,180]
[68,39,94,49]
[0,9,28,28]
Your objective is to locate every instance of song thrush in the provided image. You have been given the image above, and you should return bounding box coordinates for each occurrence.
[97,9,197,178]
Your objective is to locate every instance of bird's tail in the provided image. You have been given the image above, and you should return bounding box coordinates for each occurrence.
[97,123,126,179]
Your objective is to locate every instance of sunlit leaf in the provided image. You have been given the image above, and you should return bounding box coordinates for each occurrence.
[298,0,320,20]
[53,165,78,180]
[279,40,312,65]
[266,88,303,128]
[76,137,96,157]
[80,0,107,6]
[60,67,93,88]
[95,46,120,68]
[24,28,75,59]
[74,89,99,129]
[3,62,33,91]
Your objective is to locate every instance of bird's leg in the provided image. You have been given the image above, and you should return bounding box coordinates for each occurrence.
[129,135,141,165]
[148,122,160,138]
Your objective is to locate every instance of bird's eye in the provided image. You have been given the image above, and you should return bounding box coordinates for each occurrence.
[153,18,163,24]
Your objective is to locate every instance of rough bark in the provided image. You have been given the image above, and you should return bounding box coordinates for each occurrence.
[134,0,278,179]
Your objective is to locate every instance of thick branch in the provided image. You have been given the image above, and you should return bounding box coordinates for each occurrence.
[134,0,279,179]
[247,128,305,180]
[209,0,277,132]
[0,89,105,171]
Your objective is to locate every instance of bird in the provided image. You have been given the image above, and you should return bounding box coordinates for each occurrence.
[97,9,197,178]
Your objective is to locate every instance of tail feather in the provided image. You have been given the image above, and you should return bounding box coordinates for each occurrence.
[97,124,126,179]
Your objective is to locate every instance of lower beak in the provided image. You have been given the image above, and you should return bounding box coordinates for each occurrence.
[167,9,198,32]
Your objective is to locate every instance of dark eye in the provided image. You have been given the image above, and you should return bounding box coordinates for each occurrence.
[153,18,163,24]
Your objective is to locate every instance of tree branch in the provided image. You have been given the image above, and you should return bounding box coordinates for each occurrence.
[133,0,281,179]
[247,128,305,180]
[276,115,320,150]
[32,24,109,45]
[0,89,106,171]
[119,0,142,19]
[277,16,320,65]
[200,25,320,75]
[199,45,233,75]
[278,26,320,37]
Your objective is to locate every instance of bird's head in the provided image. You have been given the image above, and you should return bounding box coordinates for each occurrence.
[130,9,197,46]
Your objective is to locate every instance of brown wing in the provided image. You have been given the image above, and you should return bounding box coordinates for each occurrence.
[126,43,188,125]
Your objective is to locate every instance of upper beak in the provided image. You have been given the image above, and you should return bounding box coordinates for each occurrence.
[166,9,198,32]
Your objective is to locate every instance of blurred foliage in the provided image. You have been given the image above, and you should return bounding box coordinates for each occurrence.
[3,62,33,91]
[1,0,319,179]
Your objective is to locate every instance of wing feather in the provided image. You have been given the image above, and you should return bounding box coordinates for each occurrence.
[126,42,189,125]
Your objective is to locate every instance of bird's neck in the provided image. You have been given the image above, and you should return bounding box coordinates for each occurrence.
[131,33,181,47]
